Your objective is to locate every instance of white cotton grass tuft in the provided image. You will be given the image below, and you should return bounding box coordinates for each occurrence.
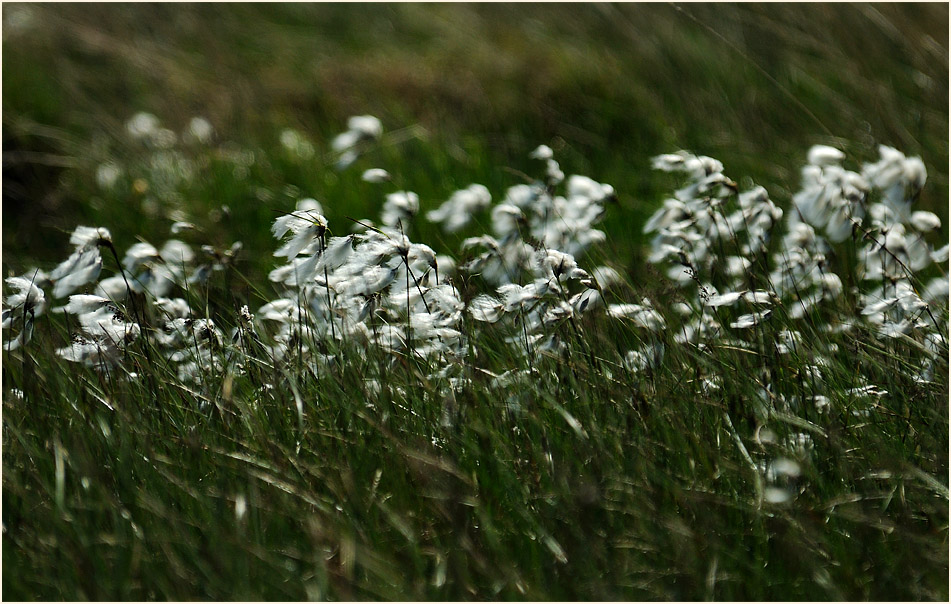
[61,294,113,316]
[332,115,383,169]
[910,211,941,232]
[3,270,48,349]
[48,226,113,299]
[185,117,214,144]
[126,112,160,139]
[704,291,745,308]
[381,191,419,230]
[571,288,602,314]
[171,221,196,234]
[730,311,771,329]
[468,294,504,323]
[806,144,845,167]
[426,184,492,233]
[272,209,327,260]
[70,226,112,249]
[606,301,665,331]
[362,168,391,183]
[56,293,140,367]
[529,145,553,160]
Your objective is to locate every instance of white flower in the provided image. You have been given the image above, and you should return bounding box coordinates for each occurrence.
[606,301,665,331]
[651,151,723,179]
[336,149,358,170]
[57,294,140,367]
[62,294,113,316]
[930,244,949,264]
[296,197,324,214]
[170,221,195,234]
[3,275,46,324]
[160,239,194,266]
[50,248,102,299]
[2,273,47,349]
[497,282,540,312]
[490,204,525,239]
[848,385,887,398]
[571,288,602,314]
[544,159,565,185]
[348,115,383,139]
[467,295,503,323]
[94,275,128,301]
[279,129,315,159]
[154,297,191,320]
[623,342,664,371]
[71,226,112,250]
[568,175,615,202]
[332,115,382,165]
[315,235,356,273]
[186,117,214,144]
[807,144,845,166]
[503,183,541,209]
[126,112,160,139]
[426,184,492,233]
[910,210,941,232]
[272,209,327,260]
[122,242,159,272]
[536,249,586,282]
[730,311,770,329]
[862,146,926,222]
[529,144,553,160]
[381,191,419,229]
[361,168,391,183]
[743,290,776,305]
[704,291,744,307]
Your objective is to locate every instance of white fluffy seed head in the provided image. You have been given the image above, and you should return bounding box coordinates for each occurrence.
[807,145,845,166]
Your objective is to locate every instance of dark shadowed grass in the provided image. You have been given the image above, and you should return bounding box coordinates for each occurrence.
[3,3,949,601]
[4,290,947,599]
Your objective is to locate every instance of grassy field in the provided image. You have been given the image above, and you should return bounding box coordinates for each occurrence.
[3,3,949,600]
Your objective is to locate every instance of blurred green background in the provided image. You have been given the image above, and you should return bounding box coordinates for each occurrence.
[3,3,948,281]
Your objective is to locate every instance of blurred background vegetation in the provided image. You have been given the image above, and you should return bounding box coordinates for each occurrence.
[3,3,948,284]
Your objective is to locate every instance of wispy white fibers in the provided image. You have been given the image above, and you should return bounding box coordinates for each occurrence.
[381,191,419,231]
[56,294,139,367]
[362,168,391,183]
[332,115,383,169]
[427,184,492,233]
[49,226,112,299]
[2,271,47,351]
[272,208,327,261]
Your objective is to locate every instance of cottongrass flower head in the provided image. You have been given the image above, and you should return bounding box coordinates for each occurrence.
[2,270,47,351]
[427,184,492,233]
[332,115,383,169]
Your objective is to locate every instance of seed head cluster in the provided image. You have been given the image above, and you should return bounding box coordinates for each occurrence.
[2,116,947,494]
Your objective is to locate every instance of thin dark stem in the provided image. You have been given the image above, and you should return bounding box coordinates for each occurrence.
[104,241,153,364]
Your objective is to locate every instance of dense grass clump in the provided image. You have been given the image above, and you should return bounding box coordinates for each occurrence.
[3,4,948,601]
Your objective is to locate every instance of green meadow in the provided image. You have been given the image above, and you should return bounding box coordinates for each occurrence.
[3,4,948,600]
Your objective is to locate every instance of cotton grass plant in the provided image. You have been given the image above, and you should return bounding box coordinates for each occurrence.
[3,112,948,600]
